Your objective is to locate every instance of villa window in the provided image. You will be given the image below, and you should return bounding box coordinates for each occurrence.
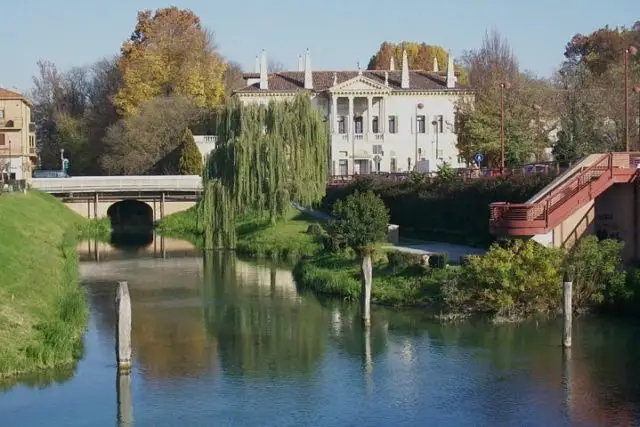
[338,116,346,134]
[0,134,4,145]
[354,116,363,134]
[390,158,397,172]
[372,116,379,133]
[388,116,397,133]
[416,115,426,133]
[338,159,348,176]
[0,110,4,119]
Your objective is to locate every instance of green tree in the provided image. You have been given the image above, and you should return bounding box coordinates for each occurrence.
[327,190,390,325]
[178,129,202,175]
[456,30,552,167]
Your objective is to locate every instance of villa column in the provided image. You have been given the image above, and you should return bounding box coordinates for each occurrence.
[332,95,338,134]
[381,97,386,134]
[348,96,355,174]
[366,96,373,137]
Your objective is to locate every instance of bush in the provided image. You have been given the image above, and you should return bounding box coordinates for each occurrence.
[306,223,325,237]
[567,236,627,309]
[387,251,424,270]
[178,128,203,175]
[322,174,554,247]
[462,239,564,318]
[428,253,448,269]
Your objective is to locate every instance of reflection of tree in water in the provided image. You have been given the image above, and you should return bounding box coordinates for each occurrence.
[87,277,217,381]
[0,363,77,392]
[202,251,329,378]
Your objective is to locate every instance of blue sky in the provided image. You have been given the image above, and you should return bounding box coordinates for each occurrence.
[2,0,636,92]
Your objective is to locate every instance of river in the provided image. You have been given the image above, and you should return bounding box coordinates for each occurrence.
[2,235,640,426]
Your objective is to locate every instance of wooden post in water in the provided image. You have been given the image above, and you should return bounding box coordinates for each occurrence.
[563,271,573,348]
[116,367,133,426]
[360,253,373,326]
[115,281,132,369]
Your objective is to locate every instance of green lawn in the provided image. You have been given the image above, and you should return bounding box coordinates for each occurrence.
[0,191,88,378]
[156,206,321,260]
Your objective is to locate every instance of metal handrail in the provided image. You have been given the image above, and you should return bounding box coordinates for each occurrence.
[31,175,203,192]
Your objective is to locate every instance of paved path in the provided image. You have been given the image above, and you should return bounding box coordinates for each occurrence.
[293,203,485,262]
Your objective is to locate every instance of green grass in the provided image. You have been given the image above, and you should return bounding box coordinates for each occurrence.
[157,205,321,260]
[0,191,88,378]
[293,251,463,308]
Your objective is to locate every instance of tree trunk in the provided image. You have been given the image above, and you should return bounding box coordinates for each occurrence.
[360,253,373,325]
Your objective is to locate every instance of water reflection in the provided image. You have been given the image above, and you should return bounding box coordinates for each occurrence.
[5,239,640,426]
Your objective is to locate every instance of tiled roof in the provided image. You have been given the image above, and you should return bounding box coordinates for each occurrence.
[0,88,32,105]
[234,70,467,93]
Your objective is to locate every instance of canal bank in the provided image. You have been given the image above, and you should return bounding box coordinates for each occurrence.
[0,191,89,378]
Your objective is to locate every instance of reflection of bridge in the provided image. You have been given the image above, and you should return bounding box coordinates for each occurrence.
[32,175,202,221]
[77,235,199,262]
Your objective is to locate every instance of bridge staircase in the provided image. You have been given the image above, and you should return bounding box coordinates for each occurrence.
[489,152,640,237]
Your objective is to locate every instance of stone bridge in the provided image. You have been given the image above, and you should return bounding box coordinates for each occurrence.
[31,175,202,226]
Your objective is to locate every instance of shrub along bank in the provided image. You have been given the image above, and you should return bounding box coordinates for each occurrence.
[322,174,554,247]
[294,235,640,321]
[0,191,89,378]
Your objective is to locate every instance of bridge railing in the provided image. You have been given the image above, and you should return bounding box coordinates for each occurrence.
[31,175,203,193]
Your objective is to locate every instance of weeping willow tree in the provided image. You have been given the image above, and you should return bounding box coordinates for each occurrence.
[202,93,328,249]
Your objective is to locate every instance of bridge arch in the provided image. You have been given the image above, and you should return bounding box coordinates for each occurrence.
[107,200,154,230]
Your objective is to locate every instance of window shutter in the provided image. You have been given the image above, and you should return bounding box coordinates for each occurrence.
[395,115,399,133]
[0,133,4,145]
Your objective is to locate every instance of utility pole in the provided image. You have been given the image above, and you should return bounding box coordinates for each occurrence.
[624,46,637,152]
[500,81,510,174]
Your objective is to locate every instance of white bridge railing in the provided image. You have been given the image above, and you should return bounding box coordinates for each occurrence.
[31,175,203,193]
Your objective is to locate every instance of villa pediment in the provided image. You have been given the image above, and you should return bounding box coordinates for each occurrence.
[329,75,390,93]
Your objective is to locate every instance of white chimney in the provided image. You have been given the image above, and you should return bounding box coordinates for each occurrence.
[260,49,268,90]
[384,71,389,87]
[304,48,313,89]
[390,56,396,71]
[433,57,439,73]
[401,49,410,89]
[298,55,303,71]
[254,55,260,73]
[446,51,457,88]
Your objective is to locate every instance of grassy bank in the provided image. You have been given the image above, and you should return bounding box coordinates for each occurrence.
[156,205,321,259]
[0,191,89,378]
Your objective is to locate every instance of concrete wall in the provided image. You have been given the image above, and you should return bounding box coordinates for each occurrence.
[539,183,640,262]
[64,199,196,221]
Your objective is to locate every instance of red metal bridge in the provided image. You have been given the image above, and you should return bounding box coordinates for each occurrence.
[489,152,640,237]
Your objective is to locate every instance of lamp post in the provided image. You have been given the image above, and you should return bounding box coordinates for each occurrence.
[414,102,424,171]
[624,46,637,152]
[500,81,511,174]
[60,148,65,172]
[533,104,542,160]
[634,85,640,151]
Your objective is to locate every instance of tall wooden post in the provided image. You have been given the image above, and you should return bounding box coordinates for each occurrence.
[116,368,133,426]
[115,281,132,369]
[361,253,373,326]
[563,271,573,348]
[160,192,165,219]
[94,193,99,219]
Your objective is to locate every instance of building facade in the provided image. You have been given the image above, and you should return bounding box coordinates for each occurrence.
[0,88,37,180]
[234,50,472,175]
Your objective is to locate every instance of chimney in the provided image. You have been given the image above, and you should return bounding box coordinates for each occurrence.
[433,57,439,73]
[260,49,268,90]
[384,71,389,87]
[254,55,260,73]
[401,49,409,89]
[390,56,396,71]
[304,48,313,89]
[333,72,338,86]
[298,55,303,71]
[446,51,457,88]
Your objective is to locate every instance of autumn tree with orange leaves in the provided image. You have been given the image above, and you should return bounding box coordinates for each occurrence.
[367,41,469,85]
[113,7,227,116]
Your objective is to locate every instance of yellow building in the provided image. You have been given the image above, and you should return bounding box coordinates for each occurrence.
[0,88,36,180]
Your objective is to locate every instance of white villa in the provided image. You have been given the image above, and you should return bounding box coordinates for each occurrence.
[233,49,472,175]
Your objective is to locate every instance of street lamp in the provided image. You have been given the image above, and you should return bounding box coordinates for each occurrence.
[500,81,511,174]
[60,148,65,172]
[634,85,640,151]
[624,45,637,152]
[415,102,424,170]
